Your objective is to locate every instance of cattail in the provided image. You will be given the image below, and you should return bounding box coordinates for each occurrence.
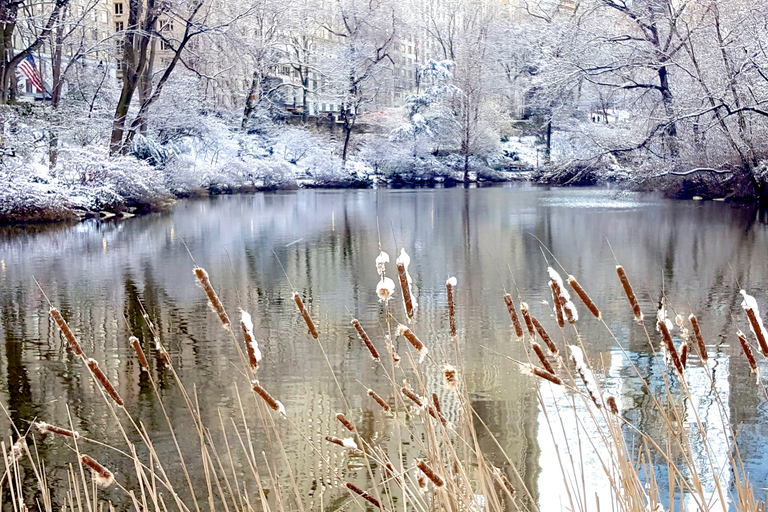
[503,293,524,338]
[325,435,358,450]
[689,314,707,362]
[492,466,515,498]
[86,359,124,407]
[443,364,458,392]
[252,380,286,417]
[567,275,601,319]
[606,395,619,415]
[398,324,428,364]
[336,413,355,432]
[531,316,558,356]
[616,265,643,322]
[446,277,457,336]
[193,267,230,330]
[738,330,758,374]
[293,292,318,339]
[520,302,535,338]
[532,342,555,375]
[548,268,578,324]
[523,364,563,386]
[158,344,172,366]
[657,320,683,375]
[741,290,768,356]
[680,342,688,369]
[49,308,83,356]
[367,389,390,412]
[130,336,148,371]
[415,459,444,487]
[550,281,565,328]
[241,310,262,369]
[81,454,115,487]
[376,277,395,303]
[375,251,389,276]
[396,248,417,319]
[351,319,379,361]
[401,386,424,407]
[570,345,602,408]
[345,482,382,509]
[34,422,79,439]
[385,335,400,364]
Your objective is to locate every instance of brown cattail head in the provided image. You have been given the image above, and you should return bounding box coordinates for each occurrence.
[336,413,355,432]
[401,386,424,407]
[415,459,444,487]
[689,314,707,362]
[397,262,415,319]
[567,276,601,319]
[252,380,286,417]
[616,265,643,322]
[86,359,124,407]
[446,277,457,337]
[443,364,458,392]
[397,324,428,364]
[367,389,391,412]
[432,392,442,415]
[531,316,558,356]
[532,342,555,375]
[503,293,524,338]
[738,330,758,374]
[130,336,148,371]
[550,281,565,328]
[241,311,262,370]
[523,364,563,386]
[34,422,79,439]
[345,482,382,509]
[293,292,318,339]
[50,308,84,356]
[194,267,231,330]
[351,319,379,361]
[520,302,536,338]
[81,454,114,488]
[657,320,683,375]
[325,435,358,450]
[745,307,768,357]
[492,466,516,498]
[606,395,619,415]
[680,342,688,369]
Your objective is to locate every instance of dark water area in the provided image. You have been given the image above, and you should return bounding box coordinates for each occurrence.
[1,184,768,509]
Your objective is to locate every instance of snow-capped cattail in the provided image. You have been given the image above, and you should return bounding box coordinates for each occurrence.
[532,342,555,375]
[325,436,358,450]
[415,459,444,487]
[503,293,524,338]
[548,268,578,324]
[657,320,683,375]
[193,267,230,330]
[252,380,286,417]
[241,310,262,370]
[740,290,768,356]
[367,389,390,412]
[81,454,114,488]
[550,281,565,328]
[442,364,458,392]
[34,422,79,440]
[738,330,758,374]
[398,324,428,364]
[336,413,355,432]
[376,277,396,303]
[679,342,688,369]
[351,319,379,361]
[446,277,457,337]
[385,335,400,364]
[375,251,390,276]
[531,316,558,356]
[401,386,424,407]
[130,336,148,371]
[616,265,643,321]
[293,292,318,339]
[520,302,536,338]
[49,308,84,356]
[689,314,707,362]
[606,395,619,415]
[345,482,382,509]
[86,359,124,407]
[570,346,602,408]
[523,364,563,386]
[567,275,601,319]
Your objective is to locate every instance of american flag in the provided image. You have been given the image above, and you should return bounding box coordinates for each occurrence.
[18,55,43,93]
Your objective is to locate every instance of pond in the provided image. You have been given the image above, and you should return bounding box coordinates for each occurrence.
[1,184,767,510]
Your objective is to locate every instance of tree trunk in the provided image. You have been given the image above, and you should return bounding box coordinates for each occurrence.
[241,70,260,131]
[544,121,552,164]
[110,76,138,155]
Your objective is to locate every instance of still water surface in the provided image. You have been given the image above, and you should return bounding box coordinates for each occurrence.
[1,184,768,509]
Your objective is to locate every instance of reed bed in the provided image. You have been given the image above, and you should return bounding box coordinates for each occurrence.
[4,243,768,512]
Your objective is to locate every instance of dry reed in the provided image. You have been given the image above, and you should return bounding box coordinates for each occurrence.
[567,275,601,319]
[49,307,84,356]
[81,454,114,487]
[689,314,707,362]
[532,342,555,375]
[130,336,149,371]
[616,265,643,321]
[351,319,379,361]
[86,359,124,407]
[503,293,524,338]
[293,292,318,339]
[193,266,231,330]
[570,345,602,409]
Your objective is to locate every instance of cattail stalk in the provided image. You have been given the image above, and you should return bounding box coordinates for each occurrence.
[34,422,79,439]
[346,482,382,509]
[398,325,428,364]
[503,294,524,338]
[738,330,758,374]
[130,336,148,371]
[531,316,558,356]
[532,342,555,375]
[49,308,84,356]
[293,292,318,339]
[415,459,444,487]
[336,413,355,432]
[616,265,643,321]
[689,314,707,362]
[81,454,115,487]
[86,359,124,406]
[367,389,390,412]
[252,381,286,416]
[351,319,379,361]
[520,302,536,338]
[567,276,601,319]
[446,277,457,337]
[397,262,415,319]
[194,267,231,330]
[658,320,683,375]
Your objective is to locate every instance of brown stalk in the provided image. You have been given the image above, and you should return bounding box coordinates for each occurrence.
[346,482,382,509]
[194,267,231,330]
[503,293,524,338]
[397,262,415,319]
[532,342,555,375]
[293,292,318,339]
[616,265,643,321]
[49,308,84,356]
[415,459,444,487]
[336,413,355,432]
[351,319,379,361]
[567,275,601,319]
[531,316,558,356]
[130,336,149,371]
[689,314,707,362]
[86,359,124,407]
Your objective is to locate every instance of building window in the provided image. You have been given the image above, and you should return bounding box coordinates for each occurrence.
[115,21,124,32]
[114,3,123,15]
[162,39,173,50]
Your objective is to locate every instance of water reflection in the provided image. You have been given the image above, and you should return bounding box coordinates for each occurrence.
[0,186,767,509]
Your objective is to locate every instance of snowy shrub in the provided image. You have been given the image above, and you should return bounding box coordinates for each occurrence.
[0,170,75,223]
